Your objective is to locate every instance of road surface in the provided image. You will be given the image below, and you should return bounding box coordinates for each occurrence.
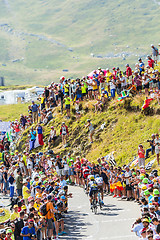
[0,186,140,240]
[62,186,140,240]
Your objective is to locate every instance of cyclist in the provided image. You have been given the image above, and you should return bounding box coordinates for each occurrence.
[88,176,98,209]
[82,164,90,187]
[95,174,104,205]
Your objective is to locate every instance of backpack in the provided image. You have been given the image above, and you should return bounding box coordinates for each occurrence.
[40,203,48,216]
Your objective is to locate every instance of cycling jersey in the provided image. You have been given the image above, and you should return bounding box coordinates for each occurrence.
[83,167,90,179]
[88,180,98,189]
[95,177,103,187]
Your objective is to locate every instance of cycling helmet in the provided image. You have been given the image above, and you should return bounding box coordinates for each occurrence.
[95,174,99,178]
[90,176,95,180]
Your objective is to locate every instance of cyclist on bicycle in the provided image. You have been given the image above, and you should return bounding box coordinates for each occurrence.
[95,174,104,205]
[88,176,98,208]
[82,164,90,187]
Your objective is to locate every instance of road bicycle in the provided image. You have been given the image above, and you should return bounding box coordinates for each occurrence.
[91,191,98,214]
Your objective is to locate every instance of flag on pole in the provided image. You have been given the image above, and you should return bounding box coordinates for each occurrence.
[109,152,116,166]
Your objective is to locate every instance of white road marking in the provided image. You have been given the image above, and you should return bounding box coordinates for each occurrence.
[100,234,137,239]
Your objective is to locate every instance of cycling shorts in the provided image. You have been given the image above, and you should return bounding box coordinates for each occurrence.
[89,187,98,197]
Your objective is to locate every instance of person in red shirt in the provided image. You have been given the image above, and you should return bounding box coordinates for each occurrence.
[138,144,145,167]
[147,56,155,68]
[126,64,132,84]
[112,67,117,77]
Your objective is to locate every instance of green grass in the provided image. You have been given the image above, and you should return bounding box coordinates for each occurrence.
[14,96,160,169]
[0,0,160,84]
[0,103,28,121]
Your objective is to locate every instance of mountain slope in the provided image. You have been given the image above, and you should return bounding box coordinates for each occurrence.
[0,0,160,84]
[16,97,160,168]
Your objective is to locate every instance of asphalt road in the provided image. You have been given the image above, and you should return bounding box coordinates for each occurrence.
[0,186,140,240]
[61,186,140,240]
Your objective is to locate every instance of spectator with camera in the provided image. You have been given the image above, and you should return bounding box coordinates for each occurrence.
[145,134,155,159]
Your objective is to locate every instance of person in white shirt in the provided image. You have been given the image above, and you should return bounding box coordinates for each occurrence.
[48,126,57,149]
[87,78,93,100]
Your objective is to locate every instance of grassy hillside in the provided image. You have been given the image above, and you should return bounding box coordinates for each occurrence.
[0,0,160,84]
[15,97,160,169]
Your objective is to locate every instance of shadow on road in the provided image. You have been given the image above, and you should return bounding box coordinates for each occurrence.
[60,210,91,239]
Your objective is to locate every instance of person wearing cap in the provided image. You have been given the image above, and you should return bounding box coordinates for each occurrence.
[23,180,31,205]
[5,229,13,240]
[10,205,19,222]
[60,122,69,147]
[55,195,67,236]
[154,133,160,165]
[151,44,158,64]
[138,58,145,76]
[21,219,35,240]
[145,134,155,159]
[144,190,152,203]
[140,218,150,235]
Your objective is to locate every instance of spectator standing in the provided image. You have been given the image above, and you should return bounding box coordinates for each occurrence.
[14,211,24,240]
[138,58,145,75]
[21,219,36,240]
[31,101,39,123]
[151,44,159,64]
[147,55,155,69]
[64,94,71,119]
[36,124,44,146]
[48,126,57,149]
[29,127,36,151]
[16,169,23,197]
[133,71,142,94]
[138,144,145,167]
[45,195,57,240]
[110,77,116,99]
[60,122,69,147]
[8,172,15,199]
[126,64,132,85]
[154,133,160,165]
[85,119,94,144]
